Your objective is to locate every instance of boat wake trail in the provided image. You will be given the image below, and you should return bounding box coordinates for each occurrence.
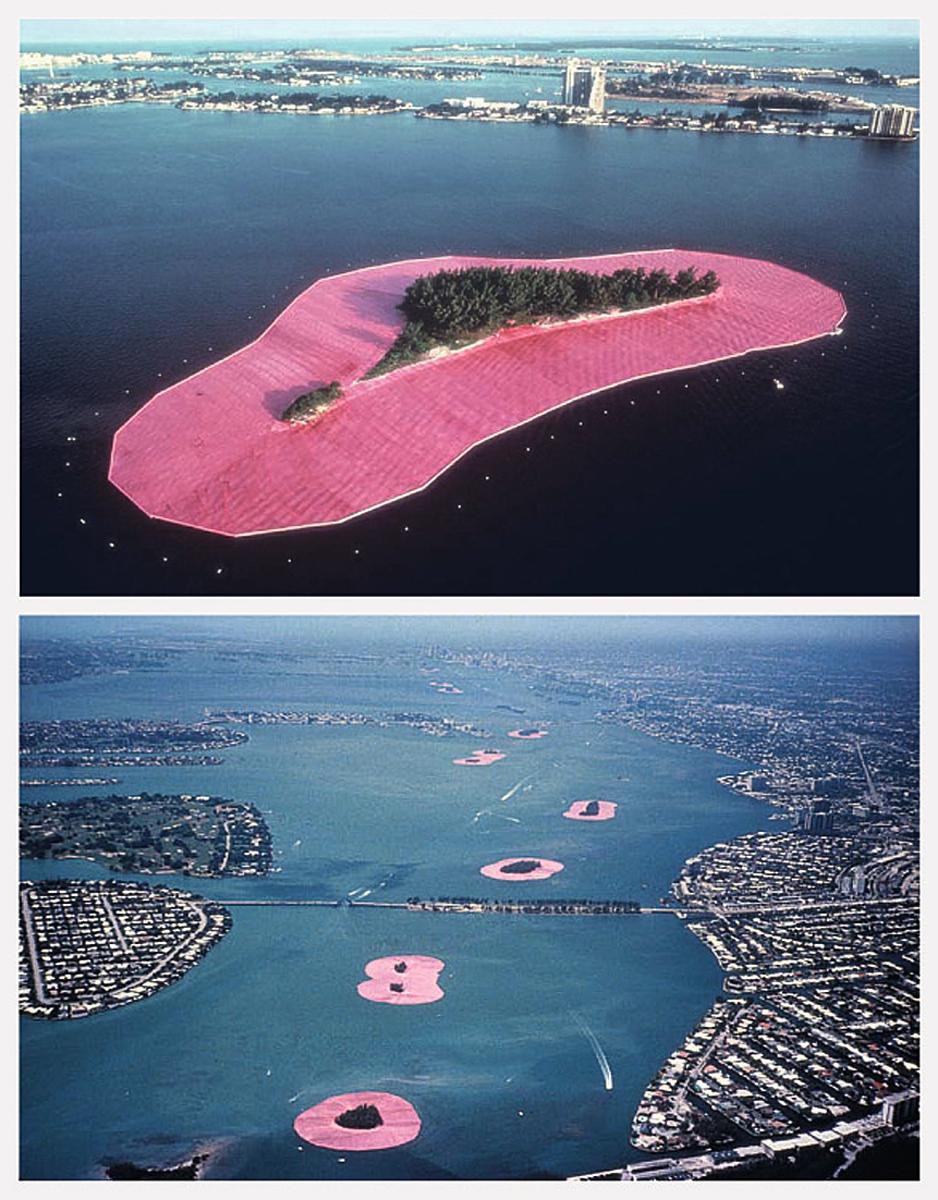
[499,773,535,804]
[473,809,521,825]
[574,1015,614,1091]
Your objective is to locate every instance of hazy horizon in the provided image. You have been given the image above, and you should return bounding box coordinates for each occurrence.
[20,614,919,651]
[20,18,919,48]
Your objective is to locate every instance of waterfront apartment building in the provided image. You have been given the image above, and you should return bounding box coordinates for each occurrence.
[868,104,916,139]
[562,58,606,113]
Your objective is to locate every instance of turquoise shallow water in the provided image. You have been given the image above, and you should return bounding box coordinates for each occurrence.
[20,652,774,1179]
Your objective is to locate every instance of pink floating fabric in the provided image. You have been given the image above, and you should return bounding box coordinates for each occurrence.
[357,954,445,1005]
[109,251,846,537]
[480,857,565,881]
[294,1091,420,1151]
[508,728,548,739]
[453,750,505,766]
[563,799,618,821]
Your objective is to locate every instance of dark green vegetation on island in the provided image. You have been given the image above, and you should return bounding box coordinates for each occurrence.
[365,263,720,377]
[735,92,832,112]
[20,792,272,877]
[405,895,642,913]
[500,859,543,874]
[105,1154,208,1180]
[181,91,407,114]
[335,1104,384,1130]
[280,381,342,424]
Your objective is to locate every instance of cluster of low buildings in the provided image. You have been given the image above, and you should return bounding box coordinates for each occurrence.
[205,707,485,737]
[19,879,231,1020]
[20,717,248,769]
[19,54,917,142]
[214,798,272,875]
[626,826,918,1173]
[19,77,203,113]
[674,830,883,910]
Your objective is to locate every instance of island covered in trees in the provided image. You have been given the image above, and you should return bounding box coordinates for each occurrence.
[280,263,719,419]
[363,262,721,378]
[20,792,272,877]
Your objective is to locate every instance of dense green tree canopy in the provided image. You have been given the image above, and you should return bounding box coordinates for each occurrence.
[367,263,719,377]
[280,380,342,424]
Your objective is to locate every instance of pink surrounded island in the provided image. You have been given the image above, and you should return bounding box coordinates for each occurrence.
[357,954,445,1005]
[480,857,565,881]
[293,1090,420,1151]
[508,728,549,740]
[563,799,618,822]
[109,250,846,537]
[453,749,505,766]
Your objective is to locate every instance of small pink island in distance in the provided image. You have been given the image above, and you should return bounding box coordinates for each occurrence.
[563,799,618,822]
[294,1091,420,1151]
[357,954,445,1005]
[508,728,549,740]
[454,749,505,766]
[430,681,463,694]
[109,250,846,538]
[480,857,565,881]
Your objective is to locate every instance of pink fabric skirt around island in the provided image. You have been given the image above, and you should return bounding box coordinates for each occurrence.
[357,954,445,1005]
[109,249,847,538]
[507,728,549,739]
[453,750,505,766]
[563,800,618,821]
[293,1091,421,1151]
[480,857,565,881]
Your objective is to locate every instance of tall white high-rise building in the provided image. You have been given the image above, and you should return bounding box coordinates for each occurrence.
[562,59,606,113]
[868,104,916,139]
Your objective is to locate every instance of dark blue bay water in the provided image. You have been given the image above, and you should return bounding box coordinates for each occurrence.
[20,650,775,1180]
[20,38,918,596]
